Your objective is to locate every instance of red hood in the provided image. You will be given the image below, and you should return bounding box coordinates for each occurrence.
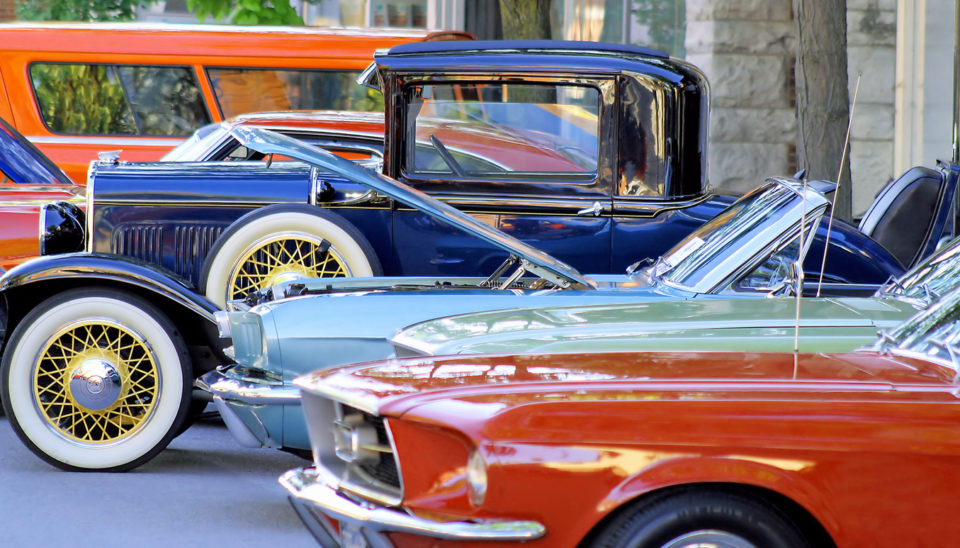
[296,350,957,418]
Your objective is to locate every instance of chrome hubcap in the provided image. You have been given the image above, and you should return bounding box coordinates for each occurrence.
[69,358,123,411]
[662,530,757,548]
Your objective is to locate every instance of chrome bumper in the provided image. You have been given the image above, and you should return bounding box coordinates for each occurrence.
[280,467,546,546]
[196,367,300,405]
[195,368,293,449]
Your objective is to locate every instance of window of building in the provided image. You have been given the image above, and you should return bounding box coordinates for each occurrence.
[206,68,381,119]
[404,81,600,180]
[30,63,210,136]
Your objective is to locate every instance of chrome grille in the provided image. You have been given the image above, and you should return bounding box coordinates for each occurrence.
[339,405,401,491]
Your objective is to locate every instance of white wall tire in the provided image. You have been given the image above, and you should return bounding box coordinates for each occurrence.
[1,288,191,472]
[200,205,382,308]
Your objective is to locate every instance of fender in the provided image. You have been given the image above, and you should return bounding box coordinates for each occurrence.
[0,252,219,324]
[598,455,837,542]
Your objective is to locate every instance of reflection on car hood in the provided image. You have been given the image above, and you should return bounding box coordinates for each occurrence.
[231,126,595,290]
[295,350,951,417]
[391,297,918,356]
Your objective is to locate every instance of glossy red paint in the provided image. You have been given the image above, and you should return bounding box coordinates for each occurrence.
[304,350,960,547]
[0,184,83,271]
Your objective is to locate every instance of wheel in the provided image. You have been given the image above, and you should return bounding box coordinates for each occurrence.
[590,490,811,548]
[1,288,191,472]
[200,204,382,308]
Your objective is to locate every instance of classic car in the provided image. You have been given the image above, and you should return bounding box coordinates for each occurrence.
[391,234,960,357]
[0,123,953,472]
[69,40,746,310]
[192,131,956,450]
[281,284,960,548]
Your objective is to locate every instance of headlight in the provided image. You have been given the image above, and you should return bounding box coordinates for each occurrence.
[467,449,487,507]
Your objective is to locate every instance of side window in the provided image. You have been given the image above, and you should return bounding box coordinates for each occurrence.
[30,63,209,136]
[403,82,600,180]
[618,75,664,198]
[206,68,381,119]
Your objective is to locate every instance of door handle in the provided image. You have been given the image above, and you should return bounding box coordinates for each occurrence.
[577,201,603,217]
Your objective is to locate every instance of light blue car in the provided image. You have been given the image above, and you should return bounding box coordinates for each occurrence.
[196,130,954,456]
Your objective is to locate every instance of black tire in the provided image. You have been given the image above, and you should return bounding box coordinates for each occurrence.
[590,490,812,548]
[1,287,192,472]
[199,204,382,308]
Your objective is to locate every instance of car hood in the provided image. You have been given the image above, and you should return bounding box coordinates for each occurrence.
[231,126,595,290]
[295,349,956,418]
[391,296,920,356]
[0,118,73,185]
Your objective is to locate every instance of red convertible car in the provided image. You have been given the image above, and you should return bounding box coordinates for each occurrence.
[281,285,960,547]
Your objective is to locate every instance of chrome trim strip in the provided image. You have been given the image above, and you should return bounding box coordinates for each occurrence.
[85,164,95,253]
[27,136,185,147]
[279,467,546,541]
[196,369,300,404]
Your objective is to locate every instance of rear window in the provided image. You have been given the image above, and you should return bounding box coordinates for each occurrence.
[30,63,210,136]
[206,68,379,118]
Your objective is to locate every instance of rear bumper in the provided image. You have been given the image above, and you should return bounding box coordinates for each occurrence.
[280,466,546,547]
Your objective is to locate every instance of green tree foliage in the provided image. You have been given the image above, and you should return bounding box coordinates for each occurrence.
[16,0,148,21]
[632,0,685,57]
[32,65,137,134]
[185,0,305,25]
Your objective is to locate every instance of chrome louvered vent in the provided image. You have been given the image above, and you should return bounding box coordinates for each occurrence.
[111,224,224,284]
[112,225,163,266]
[174,225,224,283]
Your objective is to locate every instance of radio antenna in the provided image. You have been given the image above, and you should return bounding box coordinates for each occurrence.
[816,72,862,297]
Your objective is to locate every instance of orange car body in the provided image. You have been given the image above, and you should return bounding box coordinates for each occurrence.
[290,349,960,547]
[0,22,436,182]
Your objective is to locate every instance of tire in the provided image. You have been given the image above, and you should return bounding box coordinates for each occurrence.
[1,288,192,472]
[591,490,811,548]
[200,204,382,308]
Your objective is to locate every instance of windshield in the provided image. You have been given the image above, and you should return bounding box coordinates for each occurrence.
[881,236,960,303]
[655,180,827,292]
[162,123,229,161]
[877,284,960,371]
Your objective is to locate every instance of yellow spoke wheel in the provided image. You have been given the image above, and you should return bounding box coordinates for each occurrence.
[201,206,382,308]
[34,321,158,444]
[2,288,190,471]
[228,235,350,302]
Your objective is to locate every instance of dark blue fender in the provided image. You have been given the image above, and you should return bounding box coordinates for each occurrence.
[0,253,219,326]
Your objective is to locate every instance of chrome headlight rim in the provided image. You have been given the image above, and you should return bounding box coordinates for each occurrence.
[467,448,487,507]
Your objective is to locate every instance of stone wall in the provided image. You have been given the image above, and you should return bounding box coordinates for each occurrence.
[686,0,896,215]
[0,0,17,21]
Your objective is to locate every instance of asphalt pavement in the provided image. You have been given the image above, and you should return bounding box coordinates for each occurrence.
[0,413,317,548]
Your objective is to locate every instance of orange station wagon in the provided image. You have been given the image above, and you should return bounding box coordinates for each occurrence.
[0,22,441,182]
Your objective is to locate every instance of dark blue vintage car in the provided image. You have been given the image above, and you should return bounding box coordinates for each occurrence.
[66,41,941,310]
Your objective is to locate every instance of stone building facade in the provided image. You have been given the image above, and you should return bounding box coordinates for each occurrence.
[0,0,17,21]
[687,0,897,215]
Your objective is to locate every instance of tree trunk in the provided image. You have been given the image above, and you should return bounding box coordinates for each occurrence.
[499,0,552,39]
[793,0,852,221]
